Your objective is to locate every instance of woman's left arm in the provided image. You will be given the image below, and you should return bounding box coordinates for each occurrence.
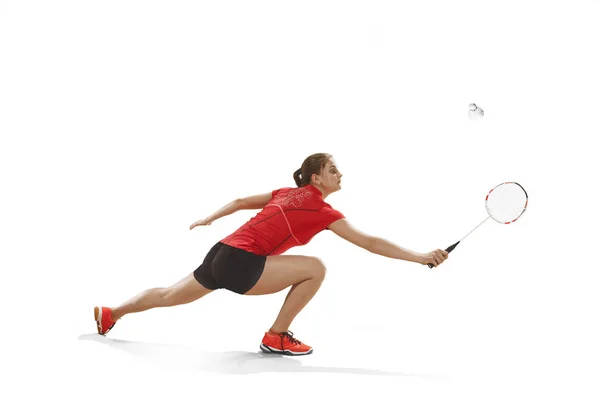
[190,192,273,229]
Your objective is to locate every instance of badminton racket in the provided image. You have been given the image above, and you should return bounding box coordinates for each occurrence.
[429,182,528,268]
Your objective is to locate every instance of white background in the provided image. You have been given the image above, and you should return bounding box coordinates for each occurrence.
[2,0,599,399]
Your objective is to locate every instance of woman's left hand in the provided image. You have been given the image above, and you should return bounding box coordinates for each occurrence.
[190,218,212,230]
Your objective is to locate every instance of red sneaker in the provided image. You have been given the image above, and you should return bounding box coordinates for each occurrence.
[260,330,313,356]
[94,306,117,335]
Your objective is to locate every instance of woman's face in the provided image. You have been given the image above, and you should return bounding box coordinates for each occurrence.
[313,158,343,193]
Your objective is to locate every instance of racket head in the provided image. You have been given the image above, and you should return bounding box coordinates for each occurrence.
[485,182,528,224]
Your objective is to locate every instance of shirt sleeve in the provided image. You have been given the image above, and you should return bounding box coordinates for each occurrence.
[321,207,345,230]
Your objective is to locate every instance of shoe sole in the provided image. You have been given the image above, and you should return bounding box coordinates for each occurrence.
[94,306,102,334]
[260,343,313,356]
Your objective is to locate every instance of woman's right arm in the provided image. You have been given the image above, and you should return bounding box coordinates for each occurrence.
[327,218,448,267]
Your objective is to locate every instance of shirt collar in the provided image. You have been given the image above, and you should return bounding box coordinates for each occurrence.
[305,184,323,198]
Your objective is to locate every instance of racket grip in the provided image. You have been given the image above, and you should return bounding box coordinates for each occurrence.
[428,241,460,269]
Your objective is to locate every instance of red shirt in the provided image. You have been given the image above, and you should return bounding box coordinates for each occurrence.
[221,184,345,256]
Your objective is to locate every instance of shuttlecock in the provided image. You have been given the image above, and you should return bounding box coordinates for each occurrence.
[468,103,484,120]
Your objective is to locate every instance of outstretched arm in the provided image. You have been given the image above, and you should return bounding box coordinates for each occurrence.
[190,192,273,229]
[327,218,448,267]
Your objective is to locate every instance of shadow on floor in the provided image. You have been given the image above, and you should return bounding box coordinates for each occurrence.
[78,333,436,379]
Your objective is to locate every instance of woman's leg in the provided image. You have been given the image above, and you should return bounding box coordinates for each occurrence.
[111,273,214,320]
[244,255,327,333]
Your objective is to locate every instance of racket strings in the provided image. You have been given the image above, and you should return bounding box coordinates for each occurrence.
[486,183,528,223]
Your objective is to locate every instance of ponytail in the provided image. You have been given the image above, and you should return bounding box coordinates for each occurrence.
[293,168,303,187]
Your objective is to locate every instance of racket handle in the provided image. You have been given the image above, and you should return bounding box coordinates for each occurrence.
[428,241,460,269]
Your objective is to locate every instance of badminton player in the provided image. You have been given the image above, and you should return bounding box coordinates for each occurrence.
[94,153,449,355]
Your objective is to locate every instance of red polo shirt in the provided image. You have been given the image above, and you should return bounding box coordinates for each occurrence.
[221,184,345,256]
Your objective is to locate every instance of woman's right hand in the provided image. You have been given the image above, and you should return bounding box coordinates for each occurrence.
[421,249,449,267]
[190,218,212,230]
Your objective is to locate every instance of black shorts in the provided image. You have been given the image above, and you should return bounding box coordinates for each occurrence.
[193,241,267,294]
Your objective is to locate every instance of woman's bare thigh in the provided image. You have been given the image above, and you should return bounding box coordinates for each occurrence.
[244,255,325,296]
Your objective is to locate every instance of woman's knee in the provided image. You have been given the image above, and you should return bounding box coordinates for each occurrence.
[162,277,205,305]
[162,286,198,306]
[309,256,327,281]
[159,287,176,305]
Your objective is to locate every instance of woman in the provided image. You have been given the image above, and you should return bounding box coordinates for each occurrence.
[94,153,448,356]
